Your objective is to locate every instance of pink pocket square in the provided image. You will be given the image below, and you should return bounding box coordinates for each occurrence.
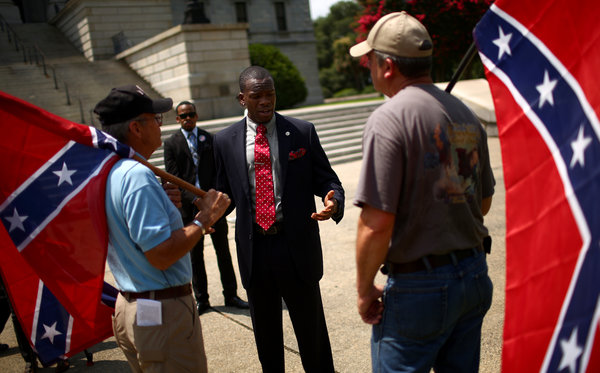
[289,148,306,160]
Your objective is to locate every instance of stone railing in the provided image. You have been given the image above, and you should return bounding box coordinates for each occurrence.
[116,23,250,120]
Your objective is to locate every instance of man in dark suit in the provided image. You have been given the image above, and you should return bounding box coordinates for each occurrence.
[164,101,248,314]
[213,66,345,372]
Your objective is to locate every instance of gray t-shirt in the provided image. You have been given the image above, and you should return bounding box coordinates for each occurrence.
[355,84,495,263]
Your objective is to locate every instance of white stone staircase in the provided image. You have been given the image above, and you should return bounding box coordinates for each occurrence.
[0,22,176,126]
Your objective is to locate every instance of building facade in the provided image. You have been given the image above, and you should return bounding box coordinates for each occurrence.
[5,0,324,115]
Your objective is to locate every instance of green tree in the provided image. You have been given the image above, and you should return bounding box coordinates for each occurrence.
[355,0,492,82]
[249,43,308,109]
[314,1,370,97]
[314,1,363,69]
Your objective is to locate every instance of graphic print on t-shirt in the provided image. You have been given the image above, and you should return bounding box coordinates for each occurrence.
[424,122,480,204]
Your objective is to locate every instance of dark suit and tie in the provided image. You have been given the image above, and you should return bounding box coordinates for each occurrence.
[213,67,344,372]
[164,102,248,313]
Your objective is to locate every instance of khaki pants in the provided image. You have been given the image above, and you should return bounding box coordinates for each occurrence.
[112,292,207,373]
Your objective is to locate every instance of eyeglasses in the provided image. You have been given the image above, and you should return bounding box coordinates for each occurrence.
[178,112,196,119]
[136,114,163,125]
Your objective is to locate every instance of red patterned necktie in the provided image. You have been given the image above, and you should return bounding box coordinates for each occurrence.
[254,124,276,230]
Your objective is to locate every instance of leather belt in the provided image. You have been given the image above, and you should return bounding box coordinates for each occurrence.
[120,283,192,301]
[254,222,284,235]
[386,247,483,274]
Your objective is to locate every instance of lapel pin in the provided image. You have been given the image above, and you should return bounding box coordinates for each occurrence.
[285,131,290,136]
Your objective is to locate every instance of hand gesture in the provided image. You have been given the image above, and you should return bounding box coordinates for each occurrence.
[311,190,338,221]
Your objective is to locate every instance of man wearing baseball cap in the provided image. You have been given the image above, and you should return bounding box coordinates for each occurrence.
[94,85,230,372]
[350,12,495,372]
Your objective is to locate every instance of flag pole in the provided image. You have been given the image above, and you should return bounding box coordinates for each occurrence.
[133,154,207,197]
[445,41,478,94]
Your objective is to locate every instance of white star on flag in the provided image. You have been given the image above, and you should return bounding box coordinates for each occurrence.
[570,125,592,168]
[536,70,558,109]
[104,134,118,152]
[53,162,76,186]
[492,26,512,60]
[558,328,583,373]
[41,321,63,344]
[5,208,27,232]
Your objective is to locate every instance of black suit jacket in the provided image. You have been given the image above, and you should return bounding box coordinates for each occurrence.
[164,128,215,224]
[213,113,345,288]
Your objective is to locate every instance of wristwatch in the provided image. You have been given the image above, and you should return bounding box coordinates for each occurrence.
[192,219,206,234]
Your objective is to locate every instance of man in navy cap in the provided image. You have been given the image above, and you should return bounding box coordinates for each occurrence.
[94,85,230,372]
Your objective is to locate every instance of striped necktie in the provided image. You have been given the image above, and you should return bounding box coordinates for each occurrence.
[188,131,199,167]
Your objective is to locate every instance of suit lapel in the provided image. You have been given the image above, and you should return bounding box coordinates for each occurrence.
[276,114,290,187]
[175,130,194,162]
[230,119,251,196]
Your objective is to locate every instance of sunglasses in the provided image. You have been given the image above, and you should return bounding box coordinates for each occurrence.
[178,112,196,119]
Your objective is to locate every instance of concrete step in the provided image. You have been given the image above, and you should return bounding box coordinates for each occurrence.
[304,107,377,124]
[315,122,365,137]
[326,144,363,160]
[322,137,362,151]
[0,23,175,126]
[330,152,364,166]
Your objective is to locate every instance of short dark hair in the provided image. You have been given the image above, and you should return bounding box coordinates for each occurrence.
[175,100,196,114]
[374,50,432,78]
[239,66,274,92]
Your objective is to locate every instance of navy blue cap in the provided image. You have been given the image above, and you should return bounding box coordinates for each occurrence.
[94,85,173,125]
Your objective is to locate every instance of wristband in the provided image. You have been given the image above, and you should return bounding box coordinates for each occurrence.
[192,219,206,234]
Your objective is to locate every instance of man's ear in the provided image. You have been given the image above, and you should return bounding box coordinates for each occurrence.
[238,92,245,107]
[383,58,395,79]
[128,119,143,140]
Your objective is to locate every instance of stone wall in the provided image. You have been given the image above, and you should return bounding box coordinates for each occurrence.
[51,0,172,61]
[116,23,250,120]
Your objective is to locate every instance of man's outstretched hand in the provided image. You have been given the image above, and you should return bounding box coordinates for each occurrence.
[311,190,338,221]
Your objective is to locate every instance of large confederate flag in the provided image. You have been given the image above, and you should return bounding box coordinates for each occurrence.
[474,1,600,372]
[0,91,129,365]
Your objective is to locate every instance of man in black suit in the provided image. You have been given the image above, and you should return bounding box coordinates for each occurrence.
[213,66,345,372]
[164,101,248,314]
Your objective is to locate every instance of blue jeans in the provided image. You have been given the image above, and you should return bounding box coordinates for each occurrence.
[372,251,493,373]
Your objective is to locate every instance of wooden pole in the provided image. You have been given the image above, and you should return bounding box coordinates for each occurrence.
[133,154,207,197]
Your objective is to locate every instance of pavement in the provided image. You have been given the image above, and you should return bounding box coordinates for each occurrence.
[0,133,506,372]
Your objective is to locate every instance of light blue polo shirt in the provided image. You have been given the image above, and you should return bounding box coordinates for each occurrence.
[105,157,191,292]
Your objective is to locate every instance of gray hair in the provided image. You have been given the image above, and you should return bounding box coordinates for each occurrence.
[101,119,131,144]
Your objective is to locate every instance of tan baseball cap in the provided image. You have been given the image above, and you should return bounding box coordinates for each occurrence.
[349,11,433,58]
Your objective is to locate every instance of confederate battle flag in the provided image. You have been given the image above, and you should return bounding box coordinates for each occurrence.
[0,91,129,365]
[474,1,600,372]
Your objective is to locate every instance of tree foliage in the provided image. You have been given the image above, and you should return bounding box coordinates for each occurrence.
[249,43,308,109]
[355,0,492,81]
[314,1,369,98]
